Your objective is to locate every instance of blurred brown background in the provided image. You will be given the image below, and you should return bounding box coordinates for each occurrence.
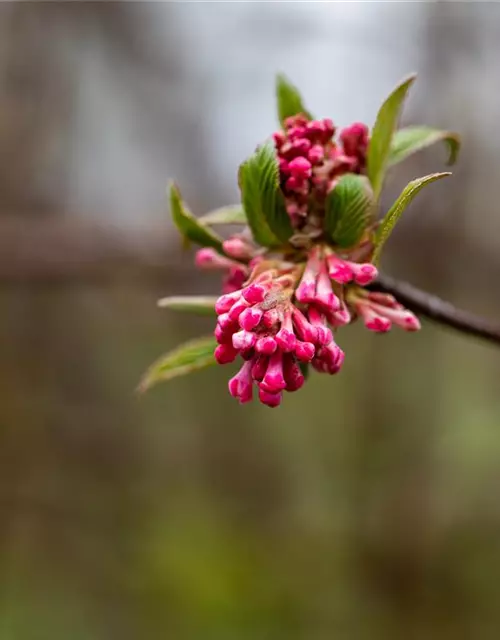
[1,3,500,639]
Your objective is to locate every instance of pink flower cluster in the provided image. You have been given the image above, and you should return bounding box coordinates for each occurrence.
[273,115,369,226]
[212,267,343,408]
[196,242,420,407]
[191,109,422,407]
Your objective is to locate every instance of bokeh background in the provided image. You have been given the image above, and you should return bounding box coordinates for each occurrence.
[1,3,500,639]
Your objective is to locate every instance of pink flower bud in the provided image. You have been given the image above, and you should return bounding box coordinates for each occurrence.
[308,144,324,164]
[195,248,218,268]
[275,328,297,352]
[286,175,308,194]
[350,262,378,286]
[370,303,421,332]
[278,157,289,174]
[228,298,251,321]
[329,305,351,327]
[273,131,286,147]
[255,336,278,355]
[357,302,392,332]
[322,118,335,140]
[292,308,318,343]
[228,361,253,403]
[215,343,238,364]
[367,292,399,307]
[295,340,315,362]
[223,237,253,260]
[215,292,241,314]
[222,270,248,294]
[262,309,280,329]
[260,351,287,393]
[327,254,354,284]
[291,138,312,155]
[217,313,235,331]
[295,279,316,304]
[239,307,263,331]
[215,322,236,345]
[258,388,282,408]
[295,248,320,304]
[284,114,308,129]
[308,307,333,346]
[232,329,257,351]
[288,156,312,179]
[304,120,324,140]
[340,122,369,157]
[195,248,233,270]
[401,314,421,331]
[315,263,340,312]
[315,342,344,375]
[242,283,267,304]
[258,387,282,408]
[287,126,306,140]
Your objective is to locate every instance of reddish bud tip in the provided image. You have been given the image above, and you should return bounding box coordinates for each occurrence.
[295,341,315,362]
[258,387,282,408]
[215,344,238,364]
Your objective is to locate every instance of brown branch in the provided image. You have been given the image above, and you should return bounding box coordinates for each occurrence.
[373,273,500,346]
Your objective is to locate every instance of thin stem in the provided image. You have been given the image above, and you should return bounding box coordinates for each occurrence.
[371,273,500,346]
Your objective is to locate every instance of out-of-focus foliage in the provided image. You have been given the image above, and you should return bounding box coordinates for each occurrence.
[1,3,500,640]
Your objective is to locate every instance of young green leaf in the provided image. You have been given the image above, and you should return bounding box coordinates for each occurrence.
[157,296,217,315]
[138,335,217,393]
[169,183,224,252]
[325,174,374,248]
[198,205,247,226]
[276,73,312,127]
[373,172,451,264]
[367,74,417,200]
[239,140,293,246]
[388,126,461,167]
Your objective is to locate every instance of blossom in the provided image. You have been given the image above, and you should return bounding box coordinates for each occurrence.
[187,112,423,406]
[145,74,456,404]
[205,237,417,407]
[274,115,368,228]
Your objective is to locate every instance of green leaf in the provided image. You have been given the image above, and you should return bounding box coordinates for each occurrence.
[138,336,217,393]
[388,126,461,167]
[373,172,451,264]
[157,295,217,316]
[276,73,312,126]
[169,183,224,252]
[239,140,293,246]
[325,174,374,248]
[367,73,417,200]
[198,206,247,226]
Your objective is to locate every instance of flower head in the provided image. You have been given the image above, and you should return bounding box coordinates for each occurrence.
[144,73,457,405]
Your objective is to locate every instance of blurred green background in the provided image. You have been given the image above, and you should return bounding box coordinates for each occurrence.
[1,3,500,639]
